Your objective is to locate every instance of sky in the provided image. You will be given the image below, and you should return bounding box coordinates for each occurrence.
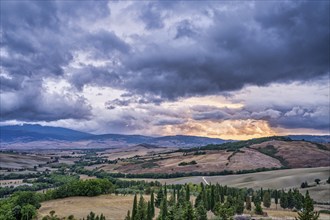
[0,0,329,140]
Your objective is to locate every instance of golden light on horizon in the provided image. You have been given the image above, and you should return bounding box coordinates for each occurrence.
[161,119,276,140]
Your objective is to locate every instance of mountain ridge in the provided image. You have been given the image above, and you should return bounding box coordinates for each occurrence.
[0,124,329,150]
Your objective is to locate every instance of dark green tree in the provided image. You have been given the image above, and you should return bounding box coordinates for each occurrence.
[136,195,147,220]
[196,203,207,220]
[274,190,279,209]
[12,205,22,220]
[263,191,271,208]
[210,185,215,211]
[214,202,234,220]
[147,201,152,220]
[293,189,303,210]
[254,203,263,215]
[132,194,138,220]
[185,184,190,202]
[21,204,36,220]
[14,191,41,209]
[280,191,288,209]
[155,187,164,208]
[245,196,252,211]
[150,191,155,217]
[301,182,308,189]
[235,196,245,214]
[87,212,96,220]
[184,202,195,220]
[295,191,319,220]
[159,196,168,220]
[287,189,294,209]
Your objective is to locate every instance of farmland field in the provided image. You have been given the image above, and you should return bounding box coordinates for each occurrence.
[124,167,330,202]
[38,194,154,220]
[37,194,330,220]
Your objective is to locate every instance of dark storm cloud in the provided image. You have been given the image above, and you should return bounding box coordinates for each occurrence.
[0,0,123,121]
[189,104,329,132]
[83,30,131,58]
[68,65,122,91]
[0,79,92,122]
[175,20,197,39]
[139,2,166,30]
[123,1,329,100]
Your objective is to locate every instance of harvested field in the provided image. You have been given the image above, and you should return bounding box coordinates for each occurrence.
[251,140,330,168]
[125,167,330,202]
[38,194,156,220]
[0,179,33,187]
[0,153,51,169]
[226,148,282,170]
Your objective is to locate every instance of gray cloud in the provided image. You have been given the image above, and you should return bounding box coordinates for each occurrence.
[0,1,121,121]
[154,118,187,126]
[175,20,197,39]
[1,0,329,135]
[0,79,91,122]
[122,1,329,100]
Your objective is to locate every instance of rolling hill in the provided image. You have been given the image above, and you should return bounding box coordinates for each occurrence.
[0,124,228,149]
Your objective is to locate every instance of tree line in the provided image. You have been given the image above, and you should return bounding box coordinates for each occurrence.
[126,183,320,220]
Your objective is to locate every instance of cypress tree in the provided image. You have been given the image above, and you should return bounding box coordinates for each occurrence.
[288,189,295,209]
[159,196,168,220]
[280,191,288,209]
[196,203,207,220]
[184,202,195,220]
[210,185,215,211]
[185,184,190,202]
[293,189,303,210]
[150,191,155,217]
[164,183,168,198]
[236,196,245,215]
[178,188,186,206]
[263,191,271,208]
[295,191,319,220]
[155,187,164,208]
[132,194,138,220]
[246,196,252,211]
[136,195,147,220]
[260,188,264,201]
[220,190,225,204]
[274,190,279,209]
[195,193,202,208]
[147,201,152,220]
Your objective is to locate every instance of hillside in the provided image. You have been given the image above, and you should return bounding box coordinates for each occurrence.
[88,137,330,176]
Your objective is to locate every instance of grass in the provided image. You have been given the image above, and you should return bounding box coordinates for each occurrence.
[254,145,289,167]
[38,194,156,220]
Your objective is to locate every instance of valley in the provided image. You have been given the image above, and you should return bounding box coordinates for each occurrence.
[1,125,329,220]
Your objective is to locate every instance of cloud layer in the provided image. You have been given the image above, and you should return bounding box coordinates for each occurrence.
[1,1,329,139]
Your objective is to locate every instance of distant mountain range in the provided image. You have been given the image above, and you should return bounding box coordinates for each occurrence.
[0,124,229,148]
[287,135,330,143]
[0,124,329,150]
